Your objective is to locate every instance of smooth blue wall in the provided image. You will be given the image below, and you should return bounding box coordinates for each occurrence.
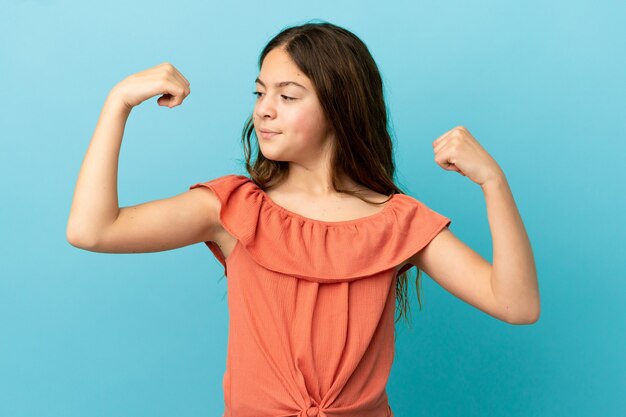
[1,1,624,416]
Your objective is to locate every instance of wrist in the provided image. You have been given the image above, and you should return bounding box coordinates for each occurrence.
[480,169,507,191]
[106,87,133,114]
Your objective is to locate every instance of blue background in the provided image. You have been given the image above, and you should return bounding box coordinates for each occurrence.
[1,0,624,416]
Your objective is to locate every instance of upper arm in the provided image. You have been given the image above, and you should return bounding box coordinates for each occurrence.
[71,186,221,253]
[409,228,505,321]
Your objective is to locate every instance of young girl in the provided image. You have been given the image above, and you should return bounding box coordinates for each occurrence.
[67,21,539,417]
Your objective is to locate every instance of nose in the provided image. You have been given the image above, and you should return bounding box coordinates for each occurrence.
[254,94,276,119]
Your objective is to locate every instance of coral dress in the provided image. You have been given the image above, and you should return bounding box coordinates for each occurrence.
[189,174,451,417]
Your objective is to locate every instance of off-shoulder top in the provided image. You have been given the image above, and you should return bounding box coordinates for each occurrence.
[189,174,451,417]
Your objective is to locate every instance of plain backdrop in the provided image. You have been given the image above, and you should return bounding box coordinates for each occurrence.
[1,1,624,416]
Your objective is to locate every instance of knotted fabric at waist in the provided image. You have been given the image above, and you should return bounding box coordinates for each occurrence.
[299,405,326,417]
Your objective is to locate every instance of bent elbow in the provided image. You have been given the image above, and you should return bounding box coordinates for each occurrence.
[66,226,98,251]
[506,308,541,325]
[527,309,541,324]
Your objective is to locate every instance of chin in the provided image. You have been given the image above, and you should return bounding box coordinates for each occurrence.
[259,148,288,162]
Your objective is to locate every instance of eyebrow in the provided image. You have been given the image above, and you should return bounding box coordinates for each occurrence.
[255,77,307,90]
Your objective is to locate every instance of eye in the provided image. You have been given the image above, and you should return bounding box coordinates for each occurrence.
[252,91,296,101]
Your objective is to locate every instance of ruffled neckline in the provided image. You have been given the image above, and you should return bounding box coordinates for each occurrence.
[239,175,399,227]
[190,174,452,281]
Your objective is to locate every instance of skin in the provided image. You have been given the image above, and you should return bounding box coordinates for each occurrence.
[252,46,391,217]
[66,53,540,326]
[413,127,540,325]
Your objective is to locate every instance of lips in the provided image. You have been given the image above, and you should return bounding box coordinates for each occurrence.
[259,130,280,139]
[258,127,281,140]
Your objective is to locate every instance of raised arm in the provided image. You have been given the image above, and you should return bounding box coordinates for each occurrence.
[408,127,540,325]
[66,63,220,253]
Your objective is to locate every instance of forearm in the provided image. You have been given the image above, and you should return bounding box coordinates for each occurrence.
[66,90,131,246]
[482,172,540,324]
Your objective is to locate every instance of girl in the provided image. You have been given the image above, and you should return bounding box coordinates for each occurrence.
[67,21,539,417]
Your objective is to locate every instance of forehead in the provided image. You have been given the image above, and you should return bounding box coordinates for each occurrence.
[257,48,311,90]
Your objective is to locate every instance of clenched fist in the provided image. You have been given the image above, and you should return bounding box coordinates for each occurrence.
[109,62,191,110]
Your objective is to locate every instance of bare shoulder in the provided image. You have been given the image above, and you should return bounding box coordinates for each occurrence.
[185,184,224,241]
[189,183,221,211]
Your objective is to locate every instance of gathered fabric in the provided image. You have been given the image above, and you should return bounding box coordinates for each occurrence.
[189,174,451,417]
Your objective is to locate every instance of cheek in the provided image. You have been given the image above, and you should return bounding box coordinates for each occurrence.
[289,105,327,139]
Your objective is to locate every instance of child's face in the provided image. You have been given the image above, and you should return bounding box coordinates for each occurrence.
[253,47,333,163]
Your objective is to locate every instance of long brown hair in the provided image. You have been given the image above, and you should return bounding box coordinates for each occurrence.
[240,19,424,327]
